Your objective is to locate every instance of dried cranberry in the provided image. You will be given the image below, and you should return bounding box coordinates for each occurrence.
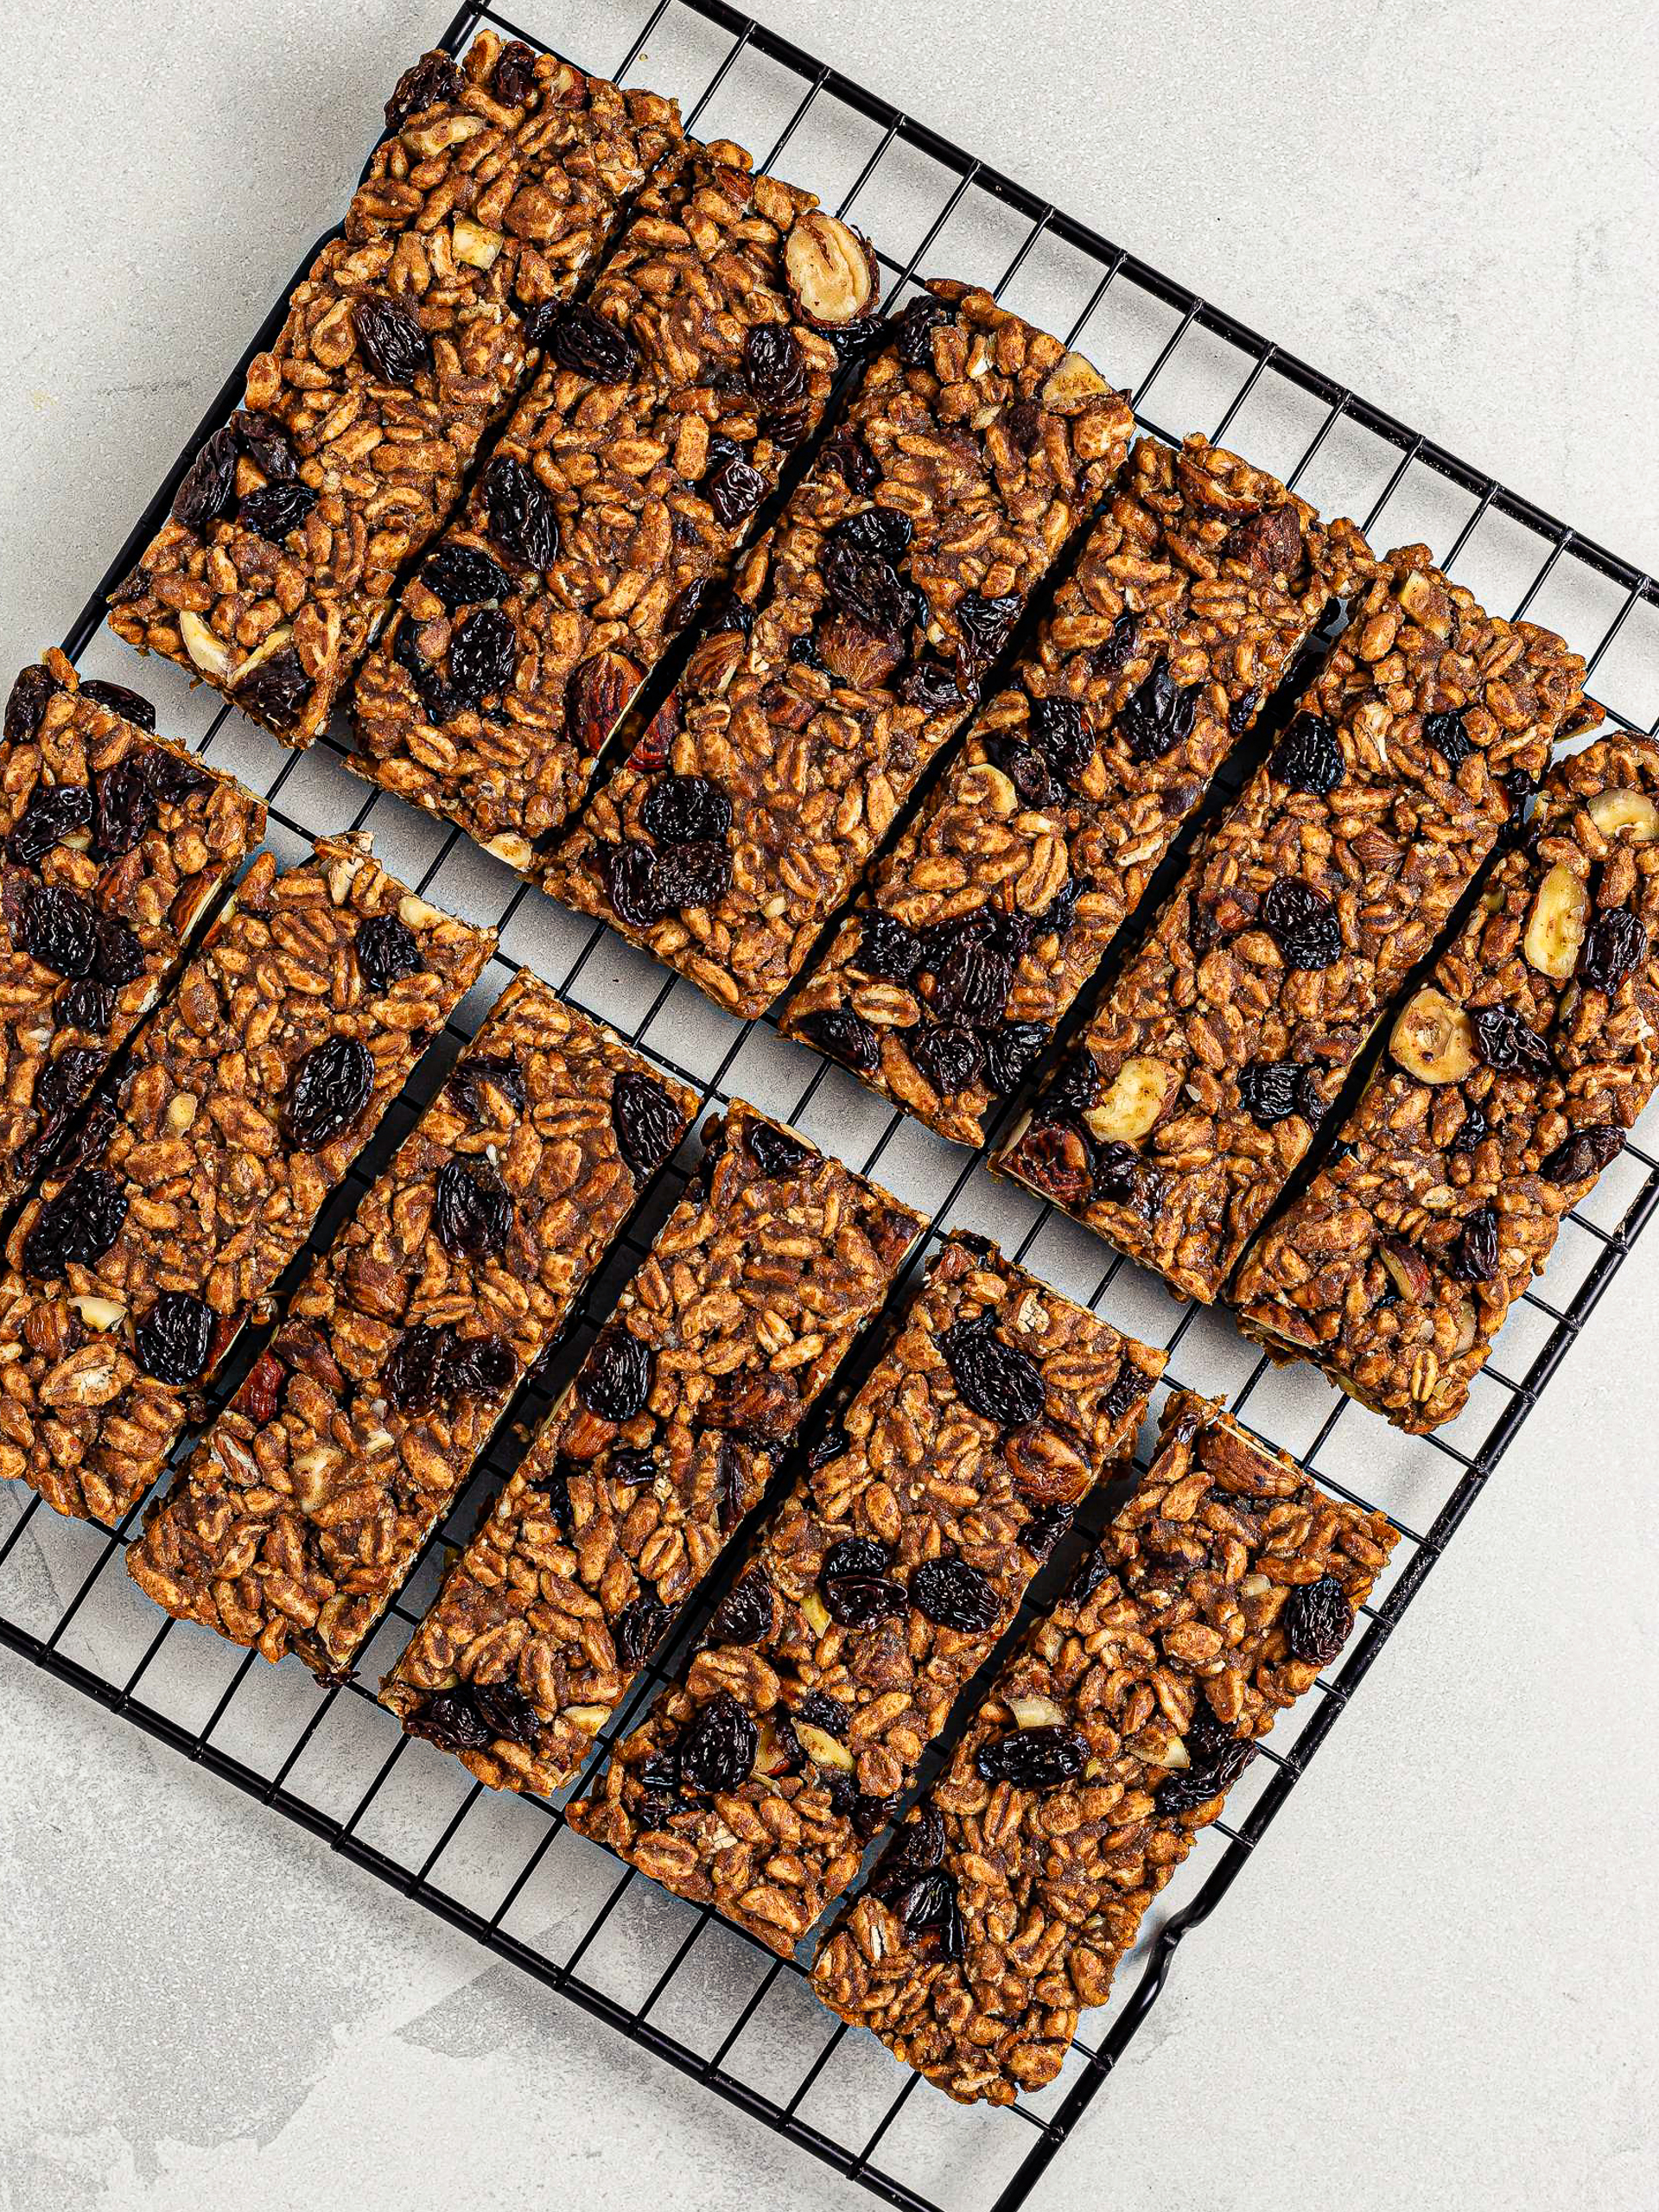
[1450,1203,1500,1281]
[578,1326,652,1421]
[353,296,431,385]
[1541,1125,1624,1183]
[910,1557,1001,1635]
[419,543,510,611]
[822,539,917,639]
[954,592,1020,690]
[1157,1732,1256,1815]
[608,1070,683,1180]
[908,1021,982,1097]
[286,1037,375,1152]
[92,918,143,988]
[134,1290,214,1386]
[639,773,732,845]
[747,1120,814,1178]
[1237,1058,1304,1126]
[18,882,96,978]
[385,50,462,130]
[1284,1573,1355,1667]
[1273,711,1344,796]
[798,1007,880,1072]
[237,646,313,730]
[704,435,766,526]
[491,38,537,105]
[434,1160,512,1261]
[744,324,806,407]
[677,1691,758,1794]
[448,607,518,707]
[482,454,559,570]
[1019,1500,1075,1560]
[550,303,637,382]
[448,1054,525,1122]
[22,1166,128,1277]
[172,423,240,531]
[1029,696,1091,787]
[975,1724,1088,1790]
[78,680,156,731]
[939,1313,1045,1428]
[930,940,1011,1025]
[238,480,318,543]
[355,914,423,994]
[614,1591,671,1671]
[1262,878,1343,969]
[232,408,298,481]
[896,657,960,714]
[1422,709,1471,767]
[856,912,922,982]
[1581,908,1649,992]
[1471,1006,1549,1075]
[8,783,92,866]
[1118,659,1203,763]
[894,296,952,366]
[709,1570,773,1646]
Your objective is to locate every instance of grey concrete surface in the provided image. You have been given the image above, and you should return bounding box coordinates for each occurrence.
[1,4,1656,2210]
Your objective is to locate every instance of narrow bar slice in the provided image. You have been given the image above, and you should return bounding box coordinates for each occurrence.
[351,142,875,861]
[811,1389,1398,2102]
[379,1102,922,1791]
[0,837,493,1524]
[546,283,1135,1016]
[108,35,681,746]
[128,973,695,1674]
[780,437,1374,1143]
[569,1235,1164,1956]
[0,653,265,1203]
[998,546,1593,1300]
[1234,732,1656,1428]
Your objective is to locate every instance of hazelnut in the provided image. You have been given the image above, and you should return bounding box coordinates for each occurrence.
[179,611,232,680]
[1039,349,1109,413]
[1083,1054,1172,1141]
[1523,862,1589,978]
[783,211,877,327]
[1587,787,1659,843]
[1390,987,1476,1084]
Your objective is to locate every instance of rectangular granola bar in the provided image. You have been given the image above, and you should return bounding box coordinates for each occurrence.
[0,836,493,1525]
[0,653,264,1204]
[128,972,696,1675]
[568,1235,1165,1956]
[780,436,1374,1142]
[350,142,874,862]
[107,35,680,747]
[1233,733,1657,1428]
[378,1101,922,1792]
[998,546,1593,1301]
[810,1389,1398,2102]
[544,283,1135,1016]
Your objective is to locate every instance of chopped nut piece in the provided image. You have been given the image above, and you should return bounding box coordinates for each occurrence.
[1377,1236,1431,1303]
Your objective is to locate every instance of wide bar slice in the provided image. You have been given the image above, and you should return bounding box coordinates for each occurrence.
[0,836,493,1524]
[546,283,1135,1016]
[379,1102,922,1791]
[1234,733,1657,1428]
[780,437,1374,1143]
[108,35,681,747]
[351,141,875,861]
[811,1389,1398,2102]
[0,653,265,1204]
[128,973,696,1675]
[998,545,1593,1300]
[569,1235,1164,1956]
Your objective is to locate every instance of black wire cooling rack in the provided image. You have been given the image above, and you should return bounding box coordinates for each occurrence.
[4,4,1658,2208]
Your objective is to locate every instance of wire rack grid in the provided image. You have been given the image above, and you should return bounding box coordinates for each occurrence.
[3,3,1658,2209]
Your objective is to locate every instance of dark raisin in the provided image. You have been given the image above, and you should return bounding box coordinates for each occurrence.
[833,508,912,563]
[1118,658,1202,763]
[286,1037,375,1152]
[20,1046,105,1171]
[954,591,1020,690]
[1541,1124,1624,1184]
[974,1724,1088,1790]
[908,1021,982,1098]
[172,423,240,531]
[896,656,961,713]
[744,324,806,407]
[1092,608,1140,677]
[822,539,917,640]
[640,773,732,845]
[91,756,158,858]
[981,1020,1046,1097]
[355,913,423,994]
[232,408,298,481]
[823,1536,891,1580]
[1283,1573,1355,1667]
[869,1806,945,1899]
[1068,1545,1110,1605]
[821,1573,908,1629]
[1157,1732,1257,1815]
[1048,1047,1100,1116]
[1237,1058,1304,1126]
[1422,709,1471,767]
[677,1691,759,1794]
[1029,696,1091,787]
[385,50,462,130]
[473,1680,541,1745]
[1581,908,1649,992]
[856,912,922,982]
[704,435,766,527]
[650,838,733,915]
[894,296,953,367]
[77,679,156,731]
[419,543,510,611]
[1224,502,1303,576]
[910,1556,1001,1634]
[820,428,880,496]
[448,607,518,707]
[599,840,662,930]
[549,303,637,382]
[382,1323,454,1414]
[18,882,96,978]
[92,918,143,988]
[446,1332,517,1400]
[789,628,826,671]
[490,38,537,105]
[747,1120,815,1178]
[1449,1102,1489,1154]
[482,454,559,570]
[1019,1500,1075,1560]
[891,1866,964,1957]
[1093,1140,1160,1216]
[353,296,431,385]
[238,480,318,543]
[1471,1006,1550,1075]
[22,1166,128,1277]
[133,1290,214,1386]
[607,1447,658,1488]
[988,737,1052,810]
[608,1070,682,1181]
[1228,688,1261,736]
[237,646,313,730]
[144,747,212,809]
[1262,877,1343,969]
[613,1591,671,1672]
[1450,1203,1501,1282]
[404,1686,493,1754]
[799,1007,880,1073]
[434,1160,512,1261]
[806,1426,849,1471]
[762,404,810,449]
[939,1313,1045,1429]
[1048,875,1088,939]
[447,1054,525,1122]
[709,1570,773,1646]
[796,1690,850,1737]
[578,1326,652,1422]
[930,940,1011,1025]
[5,664,62,748]
[1272,711,1344,797]
[8,783,92,866]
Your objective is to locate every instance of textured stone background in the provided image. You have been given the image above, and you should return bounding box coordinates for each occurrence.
[1,4,1656,2209]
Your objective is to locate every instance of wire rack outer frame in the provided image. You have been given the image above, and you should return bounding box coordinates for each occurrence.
[2,4,1656,2210]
